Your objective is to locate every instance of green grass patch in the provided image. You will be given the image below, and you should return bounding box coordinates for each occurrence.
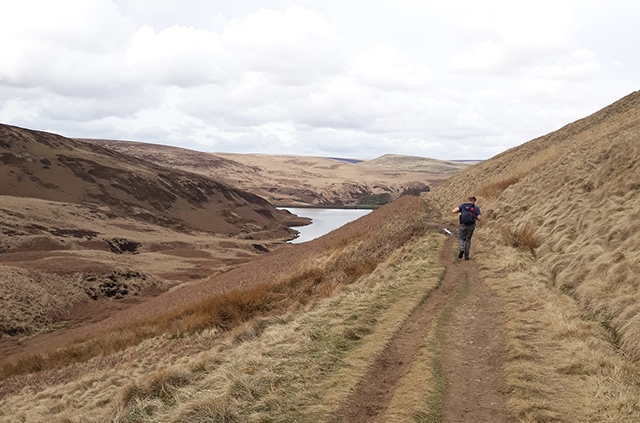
[418,273,469,423]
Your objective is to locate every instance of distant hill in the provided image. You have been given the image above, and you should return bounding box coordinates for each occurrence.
[359,153,471,173]
[85,142,469,207]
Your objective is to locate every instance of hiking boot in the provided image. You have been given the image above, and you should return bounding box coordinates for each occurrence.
[464,255,470,260]
[458,250,464,259]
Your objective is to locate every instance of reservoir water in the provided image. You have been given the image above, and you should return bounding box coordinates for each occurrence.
[281,208,373,244]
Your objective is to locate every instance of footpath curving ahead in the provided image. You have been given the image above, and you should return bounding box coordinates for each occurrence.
[329,235,509,423]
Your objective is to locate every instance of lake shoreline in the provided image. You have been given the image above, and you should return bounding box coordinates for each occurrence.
[278,207,374,244]
[276,204,382,210]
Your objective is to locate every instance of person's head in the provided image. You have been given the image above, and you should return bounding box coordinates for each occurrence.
[468,196,476,203]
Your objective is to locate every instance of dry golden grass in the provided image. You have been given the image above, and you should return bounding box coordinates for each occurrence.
[0,196,426,380]
[476,174,524,200]
[499,223,541,254]
[427,90,640,421]
[0,207,444,423]
[475,238,640,422]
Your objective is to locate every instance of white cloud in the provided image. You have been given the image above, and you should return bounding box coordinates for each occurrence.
[0,1,638,160]
[252,122,298,148]
[532,49,602,81]
[0,0,131,52]
[224,7,344,86]
[350,42,432,91]
[125,25,229,87]
[0,1,132,89]
[448,0,575,74]
[223,6,334,46]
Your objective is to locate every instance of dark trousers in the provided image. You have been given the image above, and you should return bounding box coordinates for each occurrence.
[458,223,475,257]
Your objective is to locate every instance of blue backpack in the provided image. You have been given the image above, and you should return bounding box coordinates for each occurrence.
[460,203,476,225]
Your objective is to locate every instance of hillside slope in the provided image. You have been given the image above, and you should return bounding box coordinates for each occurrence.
[427,90,640,420]
[0,124,303,341]
[429,90,640,357]
[85,140,467,206]
[2,92,640,422]
[0,124,299,236]
[0,196,437,422]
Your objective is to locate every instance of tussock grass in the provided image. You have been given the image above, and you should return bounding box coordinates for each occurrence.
[500,223,541,254]
[121,367,192,407]
[427,91,640,421]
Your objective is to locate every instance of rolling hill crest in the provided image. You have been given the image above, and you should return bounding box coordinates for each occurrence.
[0,124,299,236]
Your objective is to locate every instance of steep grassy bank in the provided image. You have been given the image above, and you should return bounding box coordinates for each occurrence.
[427,90,640,421]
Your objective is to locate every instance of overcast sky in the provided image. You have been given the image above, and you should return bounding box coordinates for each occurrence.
[1,0,638,160]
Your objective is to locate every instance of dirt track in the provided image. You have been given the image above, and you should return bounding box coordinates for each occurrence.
[330,235,509,422]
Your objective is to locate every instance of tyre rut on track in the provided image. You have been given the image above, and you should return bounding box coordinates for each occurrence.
[329,235,509,422]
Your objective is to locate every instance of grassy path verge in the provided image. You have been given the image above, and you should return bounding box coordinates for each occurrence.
[327,234,460,422]
[328,234,509,423]
[475,234,640,422]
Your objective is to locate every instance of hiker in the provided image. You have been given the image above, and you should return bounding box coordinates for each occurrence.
[452,196,481,260]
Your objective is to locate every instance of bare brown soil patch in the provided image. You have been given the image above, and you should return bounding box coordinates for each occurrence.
[441,252,509,422]
[330,235,508,422]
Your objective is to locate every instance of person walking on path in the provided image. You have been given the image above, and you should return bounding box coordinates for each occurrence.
[452,196,481,260]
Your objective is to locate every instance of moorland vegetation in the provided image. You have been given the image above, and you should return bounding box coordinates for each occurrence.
[87,142,461,207]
